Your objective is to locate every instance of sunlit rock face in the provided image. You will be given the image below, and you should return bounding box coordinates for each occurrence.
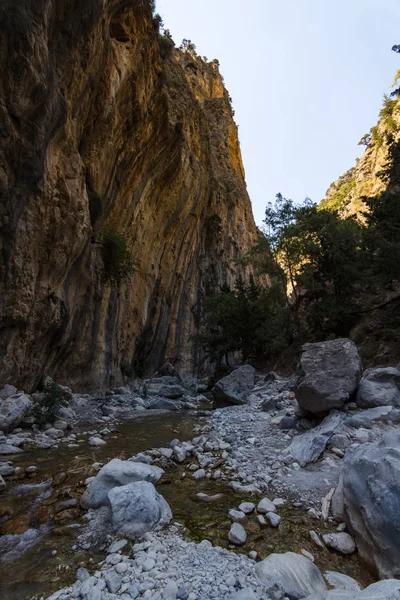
[0,0,259,391]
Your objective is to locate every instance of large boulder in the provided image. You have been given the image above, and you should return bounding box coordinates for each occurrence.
[286,411,344,467]
[212,365,256,405]
[255,552,327,599]
[356,367,400,408]
[145,376,186,399]
[295,339,362,414]
[81,459,164,509]
[331,431,400,579]
[108,481,172,539]
[303,579,400,599]
[0,393,32,433]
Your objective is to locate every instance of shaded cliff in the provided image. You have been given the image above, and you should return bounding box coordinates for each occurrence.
[0,0,259,391]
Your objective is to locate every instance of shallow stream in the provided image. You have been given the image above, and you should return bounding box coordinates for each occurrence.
[0,412,373,600]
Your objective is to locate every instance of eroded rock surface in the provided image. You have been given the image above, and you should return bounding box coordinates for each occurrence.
[0,0,259,392]
[213,365,256,405]
[332,431,400,578]
[295,339,362,414]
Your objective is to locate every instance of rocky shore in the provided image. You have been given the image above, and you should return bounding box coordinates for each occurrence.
[1,339,400,600]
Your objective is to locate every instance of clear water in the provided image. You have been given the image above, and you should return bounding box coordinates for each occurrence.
[0,411,373,599]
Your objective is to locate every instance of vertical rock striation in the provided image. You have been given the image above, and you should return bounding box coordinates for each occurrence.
[0,0,259,391]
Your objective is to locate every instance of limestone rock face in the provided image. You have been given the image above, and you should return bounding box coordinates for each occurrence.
[0,0,259,392]
[295,339,362,414]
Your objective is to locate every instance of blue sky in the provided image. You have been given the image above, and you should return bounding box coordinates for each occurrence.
[157,0,400,225]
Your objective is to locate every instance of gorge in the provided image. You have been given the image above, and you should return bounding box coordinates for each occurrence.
[1,2,400,600]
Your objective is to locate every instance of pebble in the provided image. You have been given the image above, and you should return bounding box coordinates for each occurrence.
[228,509,246,522]
[89,436,107,447]
[309,530,324,548]
[228,523,247,545]
[238,502,255,514]
[192,469,205,480]
[257,498,276,514]
[266,512,281,527]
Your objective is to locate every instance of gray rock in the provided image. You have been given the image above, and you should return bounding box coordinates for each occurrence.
[88,436,106,447]
[79,576,103,600]
[303,579,400,599]
[108,481,172,539]
[295,339,362,414]
[0,475,5,492]
[0,385,17,400]
[228,522,247,545]
[0,444,22,454]
[257,497,276,514]
[0,393,32,433]
[255,551,327,599]
[329,434,350,450]
[323,571,361,591]
[107,539,128,553]
[0,463,15,476]
[332,431,400,578]
[356,367,400,408]
[238,502,255,514]
[227,590,257,600]
[229,509,246,522]
[286,411,344,467]
[147,383,186,399]
[192,468,205,480]
[81,459,164,509]
[213,365,256,405]
[322,533,355,555]
[173,446,187,463]
[181,375,198,396]
[266,512,281,527]
[105,570,122,593]
[279,416,298,430]
[76,567,90,582]
[345,405,394,428]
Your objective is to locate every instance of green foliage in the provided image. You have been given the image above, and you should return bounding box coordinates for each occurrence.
[159,34,174,59]
[33,381,70,426]
[195,275,293,367]
[293,205,364,335]
[101,229,135,286]
[320,176,356,212]
[263,196,365,337]
[180,39,197,56]
[153,13,163,31]
[149,0,156,13]
[363,190,400,282]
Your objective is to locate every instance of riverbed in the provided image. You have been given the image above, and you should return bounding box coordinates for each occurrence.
[0,410,374,600]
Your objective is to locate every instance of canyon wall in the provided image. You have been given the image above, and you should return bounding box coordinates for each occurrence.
[0,0,259,392]
[320,95,400,215]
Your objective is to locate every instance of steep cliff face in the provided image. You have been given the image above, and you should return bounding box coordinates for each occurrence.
[320,95,400,215]
[0,0,259,392]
